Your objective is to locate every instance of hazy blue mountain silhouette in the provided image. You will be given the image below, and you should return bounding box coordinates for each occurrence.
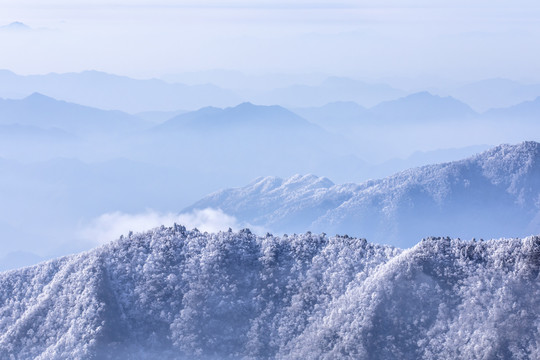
[254,76,405,108]
[484,96,540,119]
[370,91,476,122]
[186,142,540,248]
[144,102,362,184]
[155,102,316,132]
[292,92,476,132]
[0,22,31,32]
[450,78,540,112]
[0,93,149,134]
[0,70,241,113]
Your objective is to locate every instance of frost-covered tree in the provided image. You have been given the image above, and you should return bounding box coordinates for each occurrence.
[0,227,538,359]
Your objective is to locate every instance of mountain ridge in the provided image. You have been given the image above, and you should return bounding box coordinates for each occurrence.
[0,93,149,134]
[370,91,477,121]
[0,227,538,359]
[186,141,540,247]
[0,70,241,113]
[155,102,314,132]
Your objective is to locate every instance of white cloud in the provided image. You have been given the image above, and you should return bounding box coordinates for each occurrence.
[79,208,264,245]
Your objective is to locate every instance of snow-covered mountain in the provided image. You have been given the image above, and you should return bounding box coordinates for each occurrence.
[186,142,540,247]
[0,227,538,359]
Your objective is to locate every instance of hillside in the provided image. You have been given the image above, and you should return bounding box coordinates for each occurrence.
[0,227,538,359]
[187,142,540,247]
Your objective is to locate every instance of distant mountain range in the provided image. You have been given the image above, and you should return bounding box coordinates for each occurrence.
[0,70,241,113]
[0,70,409,112]
[155,102,317,132]
[186,142,540,247]
[448,78,540,112]
[1,88,539,269]
[370,91,476,121]
[162,71,540,112]
[0,93,149,134]
[0,228,538,359]
[2,69,540,118]
[292,91,540,148]
[253,76,405,108]
[484,96,540,119]
[292,92,476,130]
[141,102,363,186]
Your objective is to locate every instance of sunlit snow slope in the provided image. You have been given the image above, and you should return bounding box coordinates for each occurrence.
[0,227,538,359]
[186,141,540,247]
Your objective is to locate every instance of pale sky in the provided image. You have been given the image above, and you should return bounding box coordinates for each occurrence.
[0,0,539,81]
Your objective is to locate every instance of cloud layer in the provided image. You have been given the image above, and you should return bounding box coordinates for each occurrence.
[1,1,540,81]
[79,208,263,245]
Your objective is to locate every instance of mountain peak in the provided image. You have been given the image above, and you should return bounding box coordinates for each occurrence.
[24,92,54,101]
[0,21,31,31]
[481,140,540,158]
[235,101,256,108]
[407,90,436,98]
[283,174,334,188]
[226,102,288,114]
[157,101,311,132]
[370,91,475,121]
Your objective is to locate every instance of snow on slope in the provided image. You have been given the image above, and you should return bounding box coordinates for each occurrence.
[184,174,358,231]
[0,227,538,359]
[186,142,540,247]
